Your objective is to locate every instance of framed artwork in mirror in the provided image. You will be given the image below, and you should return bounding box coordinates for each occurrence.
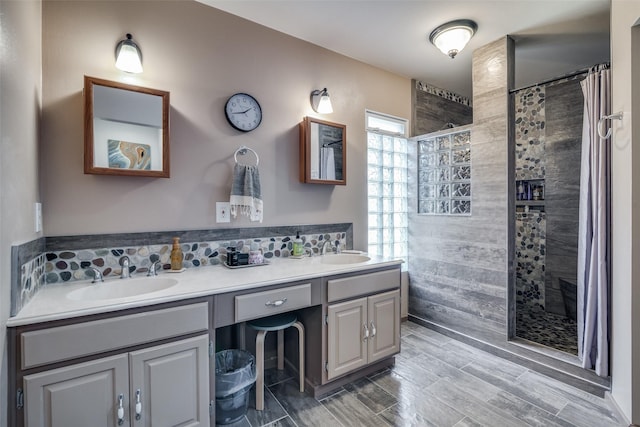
[299,116,346,185]
[84,76,170,177]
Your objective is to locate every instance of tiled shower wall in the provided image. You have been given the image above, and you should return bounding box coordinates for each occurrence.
[513,77,583,314]
[514,86,547,308]
[12,223,352,316]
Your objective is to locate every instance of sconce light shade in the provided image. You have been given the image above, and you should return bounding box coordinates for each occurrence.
[310,88,333,114]
[429,19,477,59]
[115,33,143,73]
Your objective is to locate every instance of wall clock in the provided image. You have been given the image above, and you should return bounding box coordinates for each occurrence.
[224,93,262,132]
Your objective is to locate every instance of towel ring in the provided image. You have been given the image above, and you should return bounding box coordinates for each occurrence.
[234,146,259,166]
[597,112,623,140]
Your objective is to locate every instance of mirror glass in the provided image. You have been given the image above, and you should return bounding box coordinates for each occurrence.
[84,76,170,177]
[299,116,346,185]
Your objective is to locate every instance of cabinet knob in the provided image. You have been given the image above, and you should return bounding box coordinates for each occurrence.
[117,393,125,425]
[135,389,143,420]
[370,321,377,338]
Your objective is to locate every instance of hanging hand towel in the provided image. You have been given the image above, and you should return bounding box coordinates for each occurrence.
[230,163,263,222]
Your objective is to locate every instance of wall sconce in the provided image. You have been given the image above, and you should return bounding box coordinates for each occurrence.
[115,33,143,73]
[310,88,333,114]
[429,19,477,59]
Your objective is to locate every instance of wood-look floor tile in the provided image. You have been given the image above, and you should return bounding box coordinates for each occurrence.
[262,416,298,427]
[244,386,288,427]
[390,353,440,387]
[487,390,575,427]
[216,415,251,427]
[460,351,528,382]
[269,379,339,427]
[557,401,627,427]
[342,376,397,414]
[425,378,527,427]
[368,367,425,402]
[453,417,485,427]
[379,384,466,427]
[460,361,565,414]
[321,389,388,426]
[517,370,623,421]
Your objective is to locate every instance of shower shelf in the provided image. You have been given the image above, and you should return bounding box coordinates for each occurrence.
[516,201,545,206]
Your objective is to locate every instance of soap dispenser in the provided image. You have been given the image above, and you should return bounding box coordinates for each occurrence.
[292,231,304,257]
[170,237,184,270]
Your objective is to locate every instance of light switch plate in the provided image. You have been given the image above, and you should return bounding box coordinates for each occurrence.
[216,202,231,223]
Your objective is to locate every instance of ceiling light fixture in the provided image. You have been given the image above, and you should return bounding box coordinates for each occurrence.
[310,88,333,114]
[115,33,143,73]
[429,19,477,59]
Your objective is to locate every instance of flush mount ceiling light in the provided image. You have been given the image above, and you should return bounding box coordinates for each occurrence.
[115,33,143,73]
[310,88,333,114]
[429,19,478,59]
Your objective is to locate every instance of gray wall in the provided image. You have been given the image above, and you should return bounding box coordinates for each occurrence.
[544,80,583,316]
[41,0,411,252]
[412,81,473,136]
[408,37,513,346]
[0,1,43,426]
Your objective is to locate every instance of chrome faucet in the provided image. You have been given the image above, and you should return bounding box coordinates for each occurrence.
[321,240,341,255]
[120,256,131,279]
[147,260,161,277]
[89,267,104,283]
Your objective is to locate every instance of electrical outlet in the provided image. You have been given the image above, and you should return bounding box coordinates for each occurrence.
[34,202,43,233]
[216,202,231,223]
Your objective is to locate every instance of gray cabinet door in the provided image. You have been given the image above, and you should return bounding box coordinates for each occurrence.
[24,354,129,427]
[327,297,367,380]
[129,335,210,427]
[368,290,400,363]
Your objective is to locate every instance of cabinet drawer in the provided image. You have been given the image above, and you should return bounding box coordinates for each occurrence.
[21,302,209,370]
[235,283,311,322]
[327,269,399,302]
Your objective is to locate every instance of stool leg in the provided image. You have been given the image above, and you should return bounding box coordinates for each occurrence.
[255,330,267,411]
[277,329,284,370]
[292,321,305,392]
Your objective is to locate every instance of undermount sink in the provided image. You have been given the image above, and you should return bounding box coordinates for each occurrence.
[67,277,179,301]
[320,254,371,265]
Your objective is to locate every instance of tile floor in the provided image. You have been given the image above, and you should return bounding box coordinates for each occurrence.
[218,321,625,427]
[515,304,578,355]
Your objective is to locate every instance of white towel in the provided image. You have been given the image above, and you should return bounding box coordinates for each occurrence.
[321,147,336,180]
[230,164,263,222]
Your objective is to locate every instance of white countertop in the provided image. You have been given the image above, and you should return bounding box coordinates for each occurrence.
[8,254,402,327]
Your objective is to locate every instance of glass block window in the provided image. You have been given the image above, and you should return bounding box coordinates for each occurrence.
[418,129,471,215]
[366,110,408,262]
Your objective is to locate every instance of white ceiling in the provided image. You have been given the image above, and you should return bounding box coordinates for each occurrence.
[198,0,610,98]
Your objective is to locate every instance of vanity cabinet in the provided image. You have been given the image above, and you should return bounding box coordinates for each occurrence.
[325,269,400,381]
[23,335,209,427]
[11,300,211,427]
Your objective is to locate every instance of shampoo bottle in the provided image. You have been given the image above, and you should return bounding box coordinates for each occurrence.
[170,237,184,270]
[292,231,303,257]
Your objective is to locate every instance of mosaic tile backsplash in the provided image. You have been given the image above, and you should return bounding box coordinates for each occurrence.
[416,81,472,107]
[16,254,46,314]
[45,231,347,284]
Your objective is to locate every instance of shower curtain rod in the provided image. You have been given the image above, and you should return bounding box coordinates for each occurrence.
[509,63,610,94]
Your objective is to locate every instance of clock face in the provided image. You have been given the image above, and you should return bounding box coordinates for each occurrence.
[224,93,262,132]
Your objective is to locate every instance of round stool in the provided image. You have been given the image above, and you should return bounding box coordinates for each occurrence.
[247,313,305,410]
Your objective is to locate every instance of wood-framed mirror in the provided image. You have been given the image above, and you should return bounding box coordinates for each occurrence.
[84,76,170,177]
[299,116,346,185]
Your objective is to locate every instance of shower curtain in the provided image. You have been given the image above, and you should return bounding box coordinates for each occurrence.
[577,64,610,376]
